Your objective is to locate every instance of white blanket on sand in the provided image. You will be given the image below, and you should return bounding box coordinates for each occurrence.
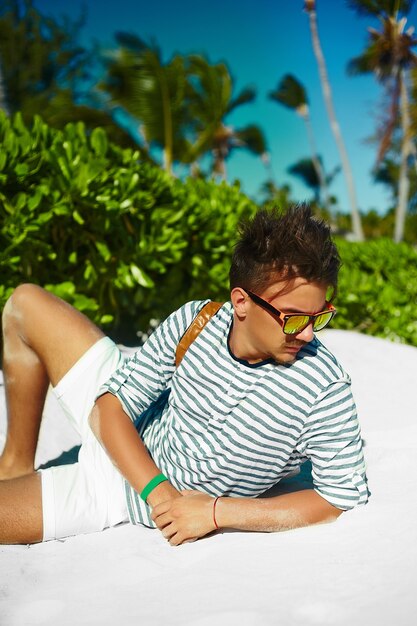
[1,329,416,626]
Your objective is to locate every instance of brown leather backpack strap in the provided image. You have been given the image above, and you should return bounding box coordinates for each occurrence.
[175,301,224,367]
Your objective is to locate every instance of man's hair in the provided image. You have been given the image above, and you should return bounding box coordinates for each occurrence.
[229,204,341,297]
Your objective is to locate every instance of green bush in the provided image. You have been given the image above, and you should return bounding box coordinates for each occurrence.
[0,112,256,342]
[334,238,417,345]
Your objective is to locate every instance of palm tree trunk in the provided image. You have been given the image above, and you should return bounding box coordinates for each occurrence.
[395,70,412,243]
[212,148,227,179]
[155,65,173,174]
[0,59,9,116]
[306,3,364,240]
[302,111,331,211]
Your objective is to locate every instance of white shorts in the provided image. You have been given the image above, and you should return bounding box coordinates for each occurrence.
[39,337,129,541]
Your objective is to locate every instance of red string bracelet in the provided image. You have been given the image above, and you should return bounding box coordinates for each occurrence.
[213,496,220,530]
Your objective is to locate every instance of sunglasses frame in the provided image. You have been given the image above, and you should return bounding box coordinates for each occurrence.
[244,289,337,335]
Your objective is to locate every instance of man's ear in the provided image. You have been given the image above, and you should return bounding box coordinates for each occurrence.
[230,287,249,319]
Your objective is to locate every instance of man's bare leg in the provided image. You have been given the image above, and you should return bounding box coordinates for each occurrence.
[0,473,43,543]
[0,283,105,479]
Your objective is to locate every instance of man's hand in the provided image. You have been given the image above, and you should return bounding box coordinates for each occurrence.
[151,490,217,546]
[146,481,180,509]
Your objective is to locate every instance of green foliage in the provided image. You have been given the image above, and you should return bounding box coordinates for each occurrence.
[0,0,138,148]
[260,180,293,210]
[269,74,308,111]
[288,158,321,198]
[0,112,256,342]
[347,1,414,19]
[99,44,266,175]
[99,35,189,169]
[0,0,87,114]
[2,112,417,347]
[334,238,417,345]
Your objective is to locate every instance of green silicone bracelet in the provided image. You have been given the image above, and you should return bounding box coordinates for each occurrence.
[140,474,168,502]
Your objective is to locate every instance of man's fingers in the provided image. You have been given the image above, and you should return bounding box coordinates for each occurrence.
[152,511,172,529]
[159,523,192,546]
[169,533,198,546]
[168,533,179,546]
[169,531,184,546]
[161,522,177,540]
[150,501,171,520]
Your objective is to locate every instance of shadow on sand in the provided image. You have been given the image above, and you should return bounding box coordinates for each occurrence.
[37,445,81,470]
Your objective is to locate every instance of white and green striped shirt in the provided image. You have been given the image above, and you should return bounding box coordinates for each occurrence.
[99,301,369,527]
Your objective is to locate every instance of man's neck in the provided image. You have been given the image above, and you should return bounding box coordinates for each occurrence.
[228,318,266,365]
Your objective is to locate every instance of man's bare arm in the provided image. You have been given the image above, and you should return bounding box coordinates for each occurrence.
[88,392,179,507]
[215,489,342,531]
[151,489,343,545]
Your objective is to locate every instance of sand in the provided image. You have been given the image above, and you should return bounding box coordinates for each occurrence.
[0,329,416,626]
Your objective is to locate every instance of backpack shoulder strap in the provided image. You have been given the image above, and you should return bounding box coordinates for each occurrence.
[175,301,224,367]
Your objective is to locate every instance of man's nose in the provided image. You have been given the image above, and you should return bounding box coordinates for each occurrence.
[295,322,315,342]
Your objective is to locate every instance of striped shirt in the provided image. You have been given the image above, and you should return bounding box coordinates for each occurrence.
[98,301,369,527]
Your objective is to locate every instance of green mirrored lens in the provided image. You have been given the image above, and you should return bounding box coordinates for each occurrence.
[284,315,309,334]
[313,312,333,331]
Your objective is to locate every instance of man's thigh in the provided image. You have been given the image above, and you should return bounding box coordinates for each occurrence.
[5,284,105,386]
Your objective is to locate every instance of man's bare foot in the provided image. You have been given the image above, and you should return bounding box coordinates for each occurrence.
[0,456,35,480]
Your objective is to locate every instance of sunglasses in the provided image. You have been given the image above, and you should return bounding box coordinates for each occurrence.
[245,289,337,335]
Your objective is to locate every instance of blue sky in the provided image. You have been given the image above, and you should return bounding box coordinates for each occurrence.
[36,0,417,213]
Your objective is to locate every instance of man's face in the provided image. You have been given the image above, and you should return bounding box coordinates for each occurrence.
[231,277,328,365]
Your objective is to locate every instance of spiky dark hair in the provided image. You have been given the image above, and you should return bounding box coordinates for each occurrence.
[229,204,340,297]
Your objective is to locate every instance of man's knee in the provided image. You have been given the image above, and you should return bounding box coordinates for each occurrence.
[11,283,45,302]
[3,284,44,330]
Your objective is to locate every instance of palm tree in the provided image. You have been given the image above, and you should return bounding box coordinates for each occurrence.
[288,158,322,203]
[185,55,268,178]
[269,74,331,210]
[0,0,87,117]
[99,33,189,173]
[261,179,293,210]
[100,43,267,177]
[0,59,8,115]
[0,0,136,146]
[347,0,417,242]
[304,0,364,240]
[288,157,340,207]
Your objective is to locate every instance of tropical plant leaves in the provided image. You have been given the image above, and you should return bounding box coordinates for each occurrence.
[0,111,256,341]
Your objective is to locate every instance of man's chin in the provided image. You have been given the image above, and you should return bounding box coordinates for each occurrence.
[273,351,299,365]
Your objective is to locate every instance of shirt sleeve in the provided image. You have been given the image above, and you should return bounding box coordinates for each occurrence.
[298,380,370,511]
[96,300,209,422]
